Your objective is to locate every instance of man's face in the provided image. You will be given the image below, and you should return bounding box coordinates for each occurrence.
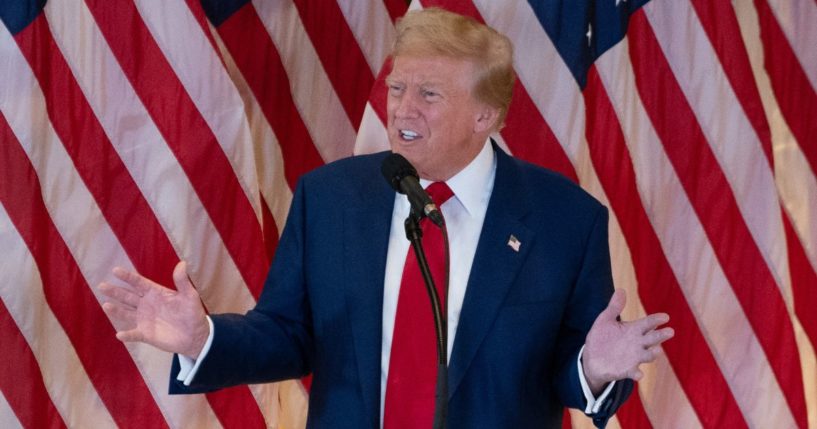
[386,55,496,181]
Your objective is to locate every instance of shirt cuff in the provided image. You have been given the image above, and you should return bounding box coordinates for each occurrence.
[577,345,617,414]
[175,316,215,386]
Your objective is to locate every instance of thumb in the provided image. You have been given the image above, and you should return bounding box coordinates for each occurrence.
[601,288,626,321]
[172,261,195,295]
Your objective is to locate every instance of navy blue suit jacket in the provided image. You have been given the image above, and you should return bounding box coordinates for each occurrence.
[170,144,632,428]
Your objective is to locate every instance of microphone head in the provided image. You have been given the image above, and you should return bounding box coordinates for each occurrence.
[381,153,418,194]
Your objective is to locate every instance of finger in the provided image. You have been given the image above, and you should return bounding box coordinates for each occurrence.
[112,266,156,294]
[628,368,644,381]
[600,288,626,321]
[642,327,675,348]
[632,312,670,334]
[172,261,196,296]
[98,282,141,309]
[101,301,137,328]
[115,329,145,343]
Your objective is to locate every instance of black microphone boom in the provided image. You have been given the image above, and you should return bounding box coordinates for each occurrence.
[381,153,445,226]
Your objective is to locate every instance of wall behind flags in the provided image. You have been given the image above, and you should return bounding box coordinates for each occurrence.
[0,0,815,428]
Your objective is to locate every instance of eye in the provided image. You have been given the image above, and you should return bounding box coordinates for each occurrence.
[422,90,439,99]
[387,83,404,96]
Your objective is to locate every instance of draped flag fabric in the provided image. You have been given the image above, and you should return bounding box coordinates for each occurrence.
[0,0,814,428]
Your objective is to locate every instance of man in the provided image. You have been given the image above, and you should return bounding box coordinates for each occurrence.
[99,8,673,428]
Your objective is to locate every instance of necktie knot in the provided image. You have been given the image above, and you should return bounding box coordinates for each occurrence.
[425,182,453,207]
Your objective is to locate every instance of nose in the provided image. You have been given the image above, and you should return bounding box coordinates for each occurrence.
[393,91,420,119]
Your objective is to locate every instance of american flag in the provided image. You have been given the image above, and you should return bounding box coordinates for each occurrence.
[0,0,814,428]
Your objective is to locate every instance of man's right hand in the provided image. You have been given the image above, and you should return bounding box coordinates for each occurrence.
[98,261,210,359]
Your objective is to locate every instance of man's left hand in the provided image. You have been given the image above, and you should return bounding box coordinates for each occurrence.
[582,288,674,394]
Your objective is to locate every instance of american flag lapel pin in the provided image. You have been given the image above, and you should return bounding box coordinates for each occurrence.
[507,234,521,252]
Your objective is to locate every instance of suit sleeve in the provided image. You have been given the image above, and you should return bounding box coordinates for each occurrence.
[169,177,314,393]
[551,205,633,427]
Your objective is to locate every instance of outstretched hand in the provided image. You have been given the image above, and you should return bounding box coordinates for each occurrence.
[582,289,674,394]
[98,261,210,358]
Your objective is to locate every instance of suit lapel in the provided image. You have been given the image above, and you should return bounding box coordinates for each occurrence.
[343,170,394,429]
[448,148,534,399]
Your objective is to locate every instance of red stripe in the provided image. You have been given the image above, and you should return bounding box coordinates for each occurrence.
[783,212,817,353]
[628,13,807,426]
[216,3,324,189]
[501,82,579,182]
[754,0,817,176]
[369,56,392,125]
[293,0,375,128]
[689,0,774,167]
[383,0,409,22]
[561,409,571,429]
[15,15,177,289]
[0,246,66,429]
[0,102,168,428]
[204,386,267,429]
[616,388,653,429]
[74,3,270,425]
[583,66,748,428]
[84,0,269,300]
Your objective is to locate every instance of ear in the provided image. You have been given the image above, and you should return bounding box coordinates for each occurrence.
[473,105,500,133]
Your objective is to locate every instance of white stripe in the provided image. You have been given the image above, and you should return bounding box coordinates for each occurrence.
[596,39,797,429]
[209,21,293,233]
[0,387,24,429]
[0,19,222,428]
[0,207,116,428]
[765,0,817,91]
[473,0,585,164]
[353,103,390,155]
[336,0,396,74]
[734,1,817,427]
[42,0,257,316]
[606,205,703,429]
[252,0,357,163]
[644,0,793,309]
[132,0,262,221]
[733,0,817,275]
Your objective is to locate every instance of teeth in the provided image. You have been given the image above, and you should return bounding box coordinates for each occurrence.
[400,130,419,140]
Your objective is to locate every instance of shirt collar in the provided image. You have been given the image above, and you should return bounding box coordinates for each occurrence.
[419,138,496,217]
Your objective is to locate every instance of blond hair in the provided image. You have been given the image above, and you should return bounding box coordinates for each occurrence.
[393,8,516,128]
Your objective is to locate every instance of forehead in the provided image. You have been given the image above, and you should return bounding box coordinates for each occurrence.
[387,55,477,88]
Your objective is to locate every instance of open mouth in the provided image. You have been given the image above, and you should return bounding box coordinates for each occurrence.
[399,129,422,141]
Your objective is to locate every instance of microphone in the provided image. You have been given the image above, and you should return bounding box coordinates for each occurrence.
[381,153,445,227]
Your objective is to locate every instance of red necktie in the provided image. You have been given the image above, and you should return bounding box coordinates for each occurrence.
[384,182,454,429]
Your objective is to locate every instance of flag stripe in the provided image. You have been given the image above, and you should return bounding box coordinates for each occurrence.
[645,0,793,311]
[0,103,168,427]
[14,12,178,289]
[754,0,817,177]
[336,0,397,74]
[84,0,269,299]
[596,37,797,429]
[0,201,122,429]
[10,4,263,426]
[383,0,410,22]
[500,82,579,182]
[0,302,65,429]
[213,3,323,189]
[688,0,774,165]
[292,0,375,128]
[251,0,358,164]
[584,66,749,428]
[0,200,66,429]
[785,214,817,359]
[629,11,807,426]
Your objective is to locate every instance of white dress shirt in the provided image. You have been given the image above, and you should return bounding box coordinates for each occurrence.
[180,139,614,423]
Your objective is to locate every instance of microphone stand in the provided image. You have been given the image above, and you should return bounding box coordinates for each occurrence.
[404,210,449,429]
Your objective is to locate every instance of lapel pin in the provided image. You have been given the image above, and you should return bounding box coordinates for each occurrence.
[507,234,521,252]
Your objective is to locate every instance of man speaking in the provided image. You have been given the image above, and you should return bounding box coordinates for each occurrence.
[99,8,673,428]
